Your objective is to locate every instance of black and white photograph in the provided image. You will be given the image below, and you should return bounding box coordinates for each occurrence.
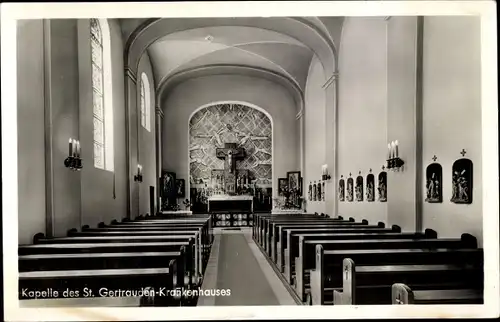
[2,1,499,321]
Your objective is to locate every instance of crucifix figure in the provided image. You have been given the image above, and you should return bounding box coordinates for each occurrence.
[216,143,246,195]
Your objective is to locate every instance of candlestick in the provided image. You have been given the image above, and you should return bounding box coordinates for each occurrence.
[394,140,399,158]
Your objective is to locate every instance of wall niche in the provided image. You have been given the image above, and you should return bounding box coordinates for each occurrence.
[355,172,363,202]
[338,176,345,202]
[450,154,473,204]
[347,176,354,202]
[378,170,387,202]
[366,171,375,202]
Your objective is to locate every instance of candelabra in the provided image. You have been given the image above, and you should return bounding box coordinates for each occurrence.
[64,138,83,171]
[321,164,332,181]
[386,140,404,171]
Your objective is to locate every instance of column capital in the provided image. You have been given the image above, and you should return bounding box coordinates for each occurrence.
[155,107,164,118]
[125,67,137,84]
[322,72,339,89]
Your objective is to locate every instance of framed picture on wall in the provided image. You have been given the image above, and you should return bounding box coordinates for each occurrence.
[278,178,288,196]
[176,179,186,198]
[161,171,176,201]
[287,171,301,192]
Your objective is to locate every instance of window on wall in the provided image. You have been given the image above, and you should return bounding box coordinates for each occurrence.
[140,72,151,132]
[90,18,114,171]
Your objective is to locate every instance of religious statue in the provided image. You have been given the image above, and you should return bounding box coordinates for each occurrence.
[338,179,345,201]
[451,169,469,203]
[308,182,312,201]
[378,172,387,202]
[426,173,441,202]
[322,182,325,201]
[355,176,363,202]
[313,182,317,201]
[346,179,353,202]
[317,182,322,202]
[366,181,374,202]
[216,143,245,195]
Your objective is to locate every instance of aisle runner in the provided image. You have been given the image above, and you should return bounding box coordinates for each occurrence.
[215,233,280,306]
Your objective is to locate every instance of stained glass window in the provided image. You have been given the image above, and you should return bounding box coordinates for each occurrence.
[91,18,105,169]
[140,73,151,132]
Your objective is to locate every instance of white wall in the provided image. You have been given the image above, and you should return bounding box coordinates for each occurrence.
[162,74,300,201]
[304,55,327,214]
[421,16,482,245]
[78,19,128,228]
[137,53,157,216]
[386,16,420,231]
[17,20,47,244]
[337,17,388,224]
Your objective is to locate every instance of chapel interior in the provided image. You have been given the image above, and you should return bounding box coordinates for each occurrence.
[16,16,484,307]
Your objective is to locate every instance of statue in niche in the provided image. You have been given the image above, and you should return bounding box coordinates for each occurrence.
[346,178,354,202]
[313,182,317,201]
[425,162,443,203]
[317,182,322,202]
[355,175,364,202]
[338,177,345,201]
[308,182,312,201]
[322,182,325,201]
[366,173,375,202]
[378,171,387,202]
[450,157,473,204]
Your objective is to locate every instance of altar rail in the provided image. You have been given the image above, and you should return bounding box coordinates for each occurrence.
[212,213,254,227]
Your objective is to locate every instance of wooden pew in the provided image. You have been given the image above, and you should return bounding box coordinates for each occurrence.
[253,213,329,241]
[33,234,203,285]
[258,216,347,246]
[294,234,477,303]
[285,226,412,285]
[334,253,483,305]
[70,228,210,273]
[254,213,336,244]
[336,259,482,305]
[261,218,359,252]
[19,265,179,306]
[278,224,393,273]
[267,219,370,258]
[392,283,483,305]
[272,221,384,266]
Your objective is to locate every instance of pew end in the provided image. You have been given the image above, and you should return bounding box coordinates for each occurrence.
[342,258,356,305]
[97,222,106,228]
[424,228,438,239]
[392,283,413,304]
[81,225,90,230]
[391,225,401,232]
[66,228,78,236]
[377,222,385,228]
[121,217,130,222]
[461,233,478,248]
[111,219,118,225]
[310,244,324,305]
[32,232,45,244]
[338,216,343,220]
[361,219,368,225]
[348,217,355,222]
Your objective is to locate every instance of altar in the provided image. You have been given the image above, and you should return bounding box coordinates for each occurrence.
[208,195,254,227]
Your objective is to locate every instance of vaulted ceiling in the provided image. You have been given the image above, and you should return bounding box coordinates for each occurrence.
[119,17,343,104]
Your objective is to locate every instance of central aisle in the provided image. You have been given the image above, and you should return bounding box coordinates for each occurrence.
[215,232,279,306]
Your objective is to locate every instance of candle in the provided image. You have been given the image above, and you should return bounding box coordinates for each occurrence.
[394,140,399,158]
[76,140,81,158]
[387,143,391,160]
[73,139,77,157]
[390,141,395,159]
[69,138,73,157]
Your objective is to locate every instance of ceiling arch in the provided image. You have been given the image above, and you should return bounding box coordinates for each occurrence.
[120,17,340,111]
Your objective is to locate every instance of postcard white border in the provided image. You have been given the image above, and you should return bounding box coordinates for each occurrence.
[2,1,498,320]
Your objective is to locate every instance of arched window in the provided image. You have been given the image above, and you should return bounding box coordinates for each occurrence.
[91,18,114,171]
[140,72,151,132]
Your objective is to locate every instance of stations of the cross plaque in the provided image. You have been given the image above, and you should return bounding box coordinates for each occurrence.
[216,143,246,195]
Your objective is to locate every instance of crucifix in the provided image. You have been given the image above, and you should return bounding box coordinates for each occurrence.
[216,143,246,195]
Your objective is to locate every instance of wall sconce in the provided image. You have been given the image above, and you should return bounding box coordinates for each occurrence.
[134,164,143,182]
[386,140,404,170]
[64,138,82,171]
[321,164,331,181]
